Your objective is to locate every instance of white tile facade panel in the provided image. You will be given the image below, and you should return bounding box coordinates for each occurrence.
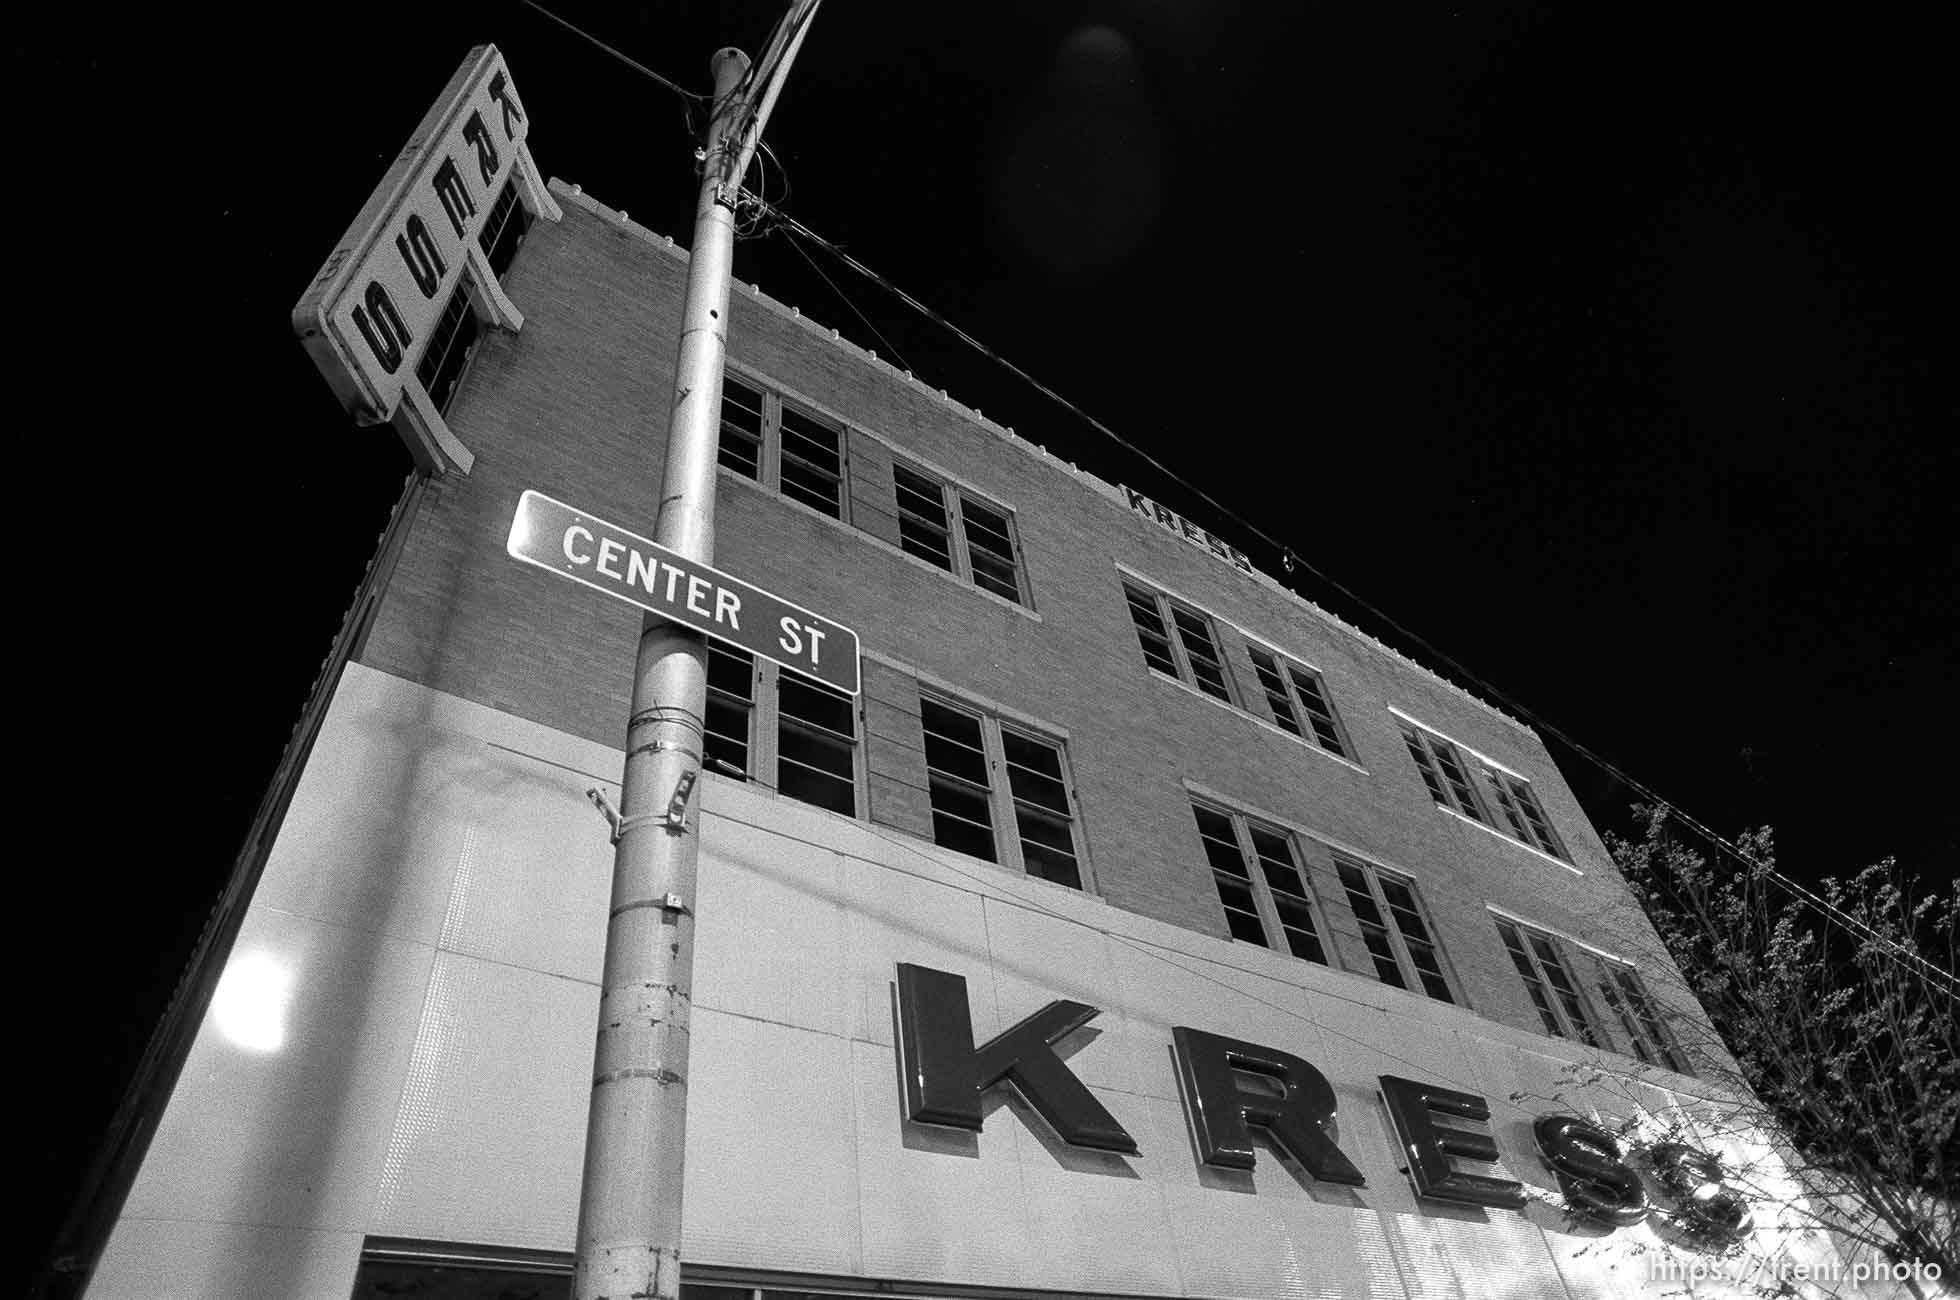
[979,893,1147,1099]
[850,1038,1041,1290]
[367,951,592,1250]
[839,853,998,1048]
[1378,1209,1571,1300]
[119,907,433,1234]
[692,810,850,1036]
[1161,1181,1407,1300]
[254,700,472,949]
[111,667,1806,1300]
[679,1008,863,1274]
[1103,931,1339,1090]
[89,1219,363,1300]
[1011,1088,1184,1297]
[423,751,614,983]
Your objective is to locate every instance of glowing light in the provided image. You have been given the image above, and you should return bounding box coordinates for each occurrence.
[212,949,296,1053]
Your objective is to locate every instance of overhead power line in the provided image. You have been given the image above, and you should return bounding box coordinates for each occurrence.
[751,201,1958,1000]
[514,0,1957,997]
[516,0,705,132]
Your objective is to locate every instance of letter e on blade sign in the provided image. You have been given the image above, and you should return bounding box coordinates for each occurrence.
[505,489,861,695]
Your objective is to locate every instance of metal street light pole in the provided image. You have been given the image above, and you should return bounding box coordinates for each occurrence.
[573,6,821,1297]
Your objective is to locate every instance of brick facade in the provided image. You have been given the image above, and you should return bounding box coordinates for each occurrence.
[360,181,1704,1070]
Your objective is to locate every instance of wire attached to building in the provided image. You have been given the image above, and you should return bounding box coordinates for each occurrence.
[516,0,706,134]
[517,0,1956,997]
[775,220,915,376]
[744,199,1959,999]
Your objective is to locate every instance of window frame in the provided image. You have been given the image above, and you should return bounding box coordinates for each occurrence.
[1244,642,1354,760]
[700,643,865,819]
[918,691,1088,890]
[1492,915,1609,1048]
[1485,769,1569,861]
[1590,953,1693,1074]
[890,458,1029,606]
[1188,800,1332,964]
[1332,855,1459,1003]
[1122,581,1237,705]
[715,372,852,524]
[1399,722,1491,823]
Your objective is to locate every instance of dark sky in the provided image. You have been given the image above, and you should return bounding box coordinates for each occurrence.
[22,1,1956,1287]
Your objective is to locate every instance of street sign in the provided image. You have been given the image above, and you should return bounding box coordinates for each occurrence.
[506,489,861,695]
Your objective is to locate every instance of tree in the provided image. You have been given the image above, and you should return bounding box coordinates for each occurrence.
[1536,807,1956,1297]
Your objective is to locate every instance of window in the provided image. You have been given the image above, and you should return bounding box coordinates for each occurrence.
[1592,956,1692,1073]
[1400,724,1488,823]
[1123,582,1234,703]
[479,177,533,277]
[714,376,849,521]
[703,643,756,778]
[1190,803,1328,962]
[700,644,860,817]
[1334,857,1455,1002]
[416,288,481,414]
[778,404,846,517]
[1401,719,1574,860]
[776,670,858,815]
[1246,646,1352,759]
[414,179,534,415]
[1493,917,1604,1047]
[718,375,765,480]
[892,462,1028,605]
[920,696,1084,888]
[1487,771,1568,860]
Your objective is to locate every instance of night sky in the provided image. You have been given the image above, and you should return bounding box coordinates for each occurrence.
[22,2,1955,1287]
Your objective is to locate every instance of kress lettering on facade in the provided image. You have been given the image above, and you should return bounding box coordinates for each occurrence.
[896,962,1750,1242]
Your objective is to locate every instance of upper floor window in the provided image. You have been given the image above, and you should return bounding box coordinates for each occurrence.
[416,288,481,415]
[702,644,860,817]
[1246,646,1353,760]
[1123,582,1234,703]
[479,177,534,278]
[1487,771,1568,860]
[779,404,846,517]
[1400,724,1489,823]
[1190,802,1329,963]
[892,462,1027,605]
[1335,857,1455,1002]
[1493,916,1605,1047]
[919,696,1084,889]
[1592,956,1692,1073]
[1401,719,1576,862]
[718,376,765,480]
[715,374,849,521]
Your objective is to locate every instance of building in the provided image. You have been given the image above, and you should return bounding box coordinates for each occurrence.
[87,47,1855,1300]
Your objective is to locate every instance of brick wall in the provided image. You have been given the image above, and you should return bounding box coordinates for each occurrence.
[359,183,1707,1069]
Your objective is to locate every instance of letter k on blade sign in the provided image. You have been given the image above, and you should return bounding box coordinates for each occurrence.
[506,489,860,694]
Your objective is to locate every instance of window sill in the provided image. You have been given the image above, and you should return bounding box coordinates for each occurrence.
[1145,668,1371,776]
[719,465,1043,622]
[1436,804,1584,876]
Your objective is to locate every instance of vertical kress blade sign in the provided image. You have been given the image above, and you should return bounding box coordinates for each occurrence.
[292,45,561,474]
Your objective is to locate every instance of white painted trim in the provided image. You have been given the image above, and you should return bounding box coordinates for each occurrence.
[1435,803,1587,877]
[861,648,1071,741]
[718,465,1042,623]
[1486,904,1627,965]
[1147,668,1371,775]
[1386,705,1529,780]
[1179,779,1431,885]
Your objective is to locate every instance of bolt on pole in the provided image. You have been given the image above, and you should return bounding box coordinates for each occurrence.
[571,46,752,1300]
